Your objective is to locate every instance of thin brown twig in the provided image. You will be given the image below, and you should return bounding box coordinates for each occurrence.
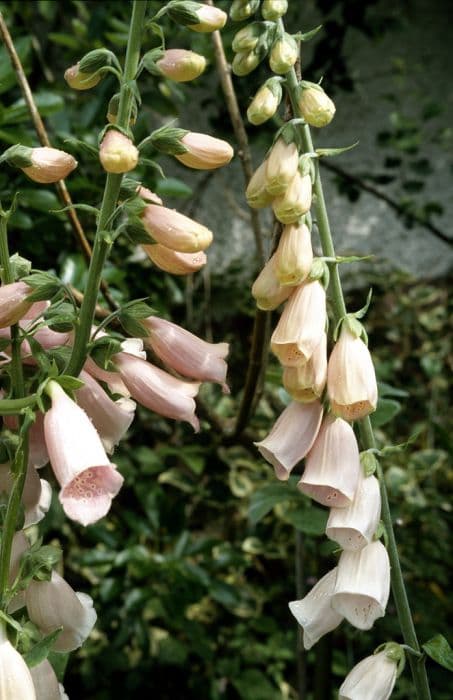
[0,12,117,310]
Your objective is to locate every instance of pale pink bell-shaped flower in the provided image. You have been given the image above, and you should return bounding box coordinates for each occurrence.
[25,571,97,653]
[339,650,398,700]
[327,323,378,421]
[0,624,36,699]
[30,659,68,700]
[99,130,138,174]
[288,568,343,649]
[245,160,273,209]
[22,147,77,183]
[298,414,361,507]
[274,222,313,286]
[272,171,312,224]
[282,333,327,402]
[44,381,124,526]
[332,540,391,630]
[76,370,136,453]
[0,463,51,527]
[114,353,201,431]
[142,316,229,392]
[141,204,213,253]
[156,49,206,82]
[271,280,326,366]
[0,281,33,328]
[265,138,299,195]
[326,474,381,551]
[255,400,323,480]
[142,244,207,275]
[187,4,227,32]
[251,253,293,310]
[175,132,233,170]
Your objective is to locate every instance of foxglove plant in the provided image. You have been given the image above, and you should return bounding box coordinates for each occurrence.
[0,0,231,690]
[229,3,432,698]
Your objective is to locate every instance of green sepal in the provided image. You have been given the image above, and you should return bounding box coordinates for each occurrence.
[360,449,379,476]
[79,48,115,73]
[0,144,33,168]
[89,335,123,371]
[24,629,63,668]
[316,142,359,158]
[63,136,99,159]
[20,540,62,585]
[121,299,154,320]
[354,287,373,320]
[142,48,166,76]
[118,313,149,338]
[165,1,204,27]
[294,25,323,42]
[23,272,62,302]
[54,375,85,392]
[9,253,32,279]
[141,125,189,156]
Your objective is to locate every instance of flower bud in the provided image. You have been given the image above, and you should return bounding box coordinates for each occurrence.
[289,568,343,649]
[327,322,378,421]
[282,333,327,402]
[297,82,336,128]
[232,22,266,52]
[2,145,77,183]
[99,130,139,174]
[339,649,398,700]
[274,222,313,286]
[230,0,260,22]
[262,0,288,21]
[247,79,282,125]
[251,253,293,310]
[106,93,137,125]
[26,571,97,652]
[298,414,361,507]
[64,62,101,90]
[271,280,326,366]
[175,132,234,170]
[332,541,391,630]
[143,316,229,392]
[265,138,299,195]
[0,626,36,699]
[269,33,298,74]
[255,400,323,480]
[185,4,227,32]
[0,281,33,327]
[143,244,207,275]
[272,171,312,223]
[232,49,262,76]
[156,49,206,82]
[326,473,381,551]
[141,204,213,253]
[245,160,273,209]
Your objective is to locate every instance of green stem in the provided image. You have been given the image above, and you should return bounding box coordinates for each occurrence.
[0,216,29,609]
[66,0,148,377]
[283,59,431,700]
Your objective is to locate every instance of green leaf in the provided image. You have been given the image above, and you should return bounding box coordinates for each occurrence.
[24,272,62,301]
[248,482,295,525]
[370,398,401,428]
[16,189,60,214]
[0,92,64,126]
[0,38,31,95]
[155,177,193,199]
[281,506,328,535]
[119,313,148,338]
[121,300,154,319]
[232,669,277,700]
[422,635,453,672]
[24,629,63,668]
[55,375,85,392]
[297,25,323,42]
[316,141,359,157]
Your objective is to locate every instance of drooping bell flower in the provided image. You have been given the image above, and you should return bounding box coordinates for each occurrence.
[0,624,36,699]
[251,253,293,310]
[141,204,213,253]
[272,171,312,224]
[332,540,390,630]
[271,280,326,366]
[298,414,361,508]
[274,222,313,287]
[76,370,136,453]
[255,400,323,480]
[297,82,336,128]
[245,160,273,209]
[0,281,33,328]
[339,648,399,700]
[326,473,381,551]
[25,571,97,653]
[142,316,229,392]
[288,568,343,649]
[327,321,378,421]
[265,138,299,195]
[142,243,207,275]
[43,381,124,526]
[282,333,327,402]
[0,463,51,527]
[83,356,131,397]
[114,353,201,431]
[175,132,233,170]
[99,130,138,174]
[30,659,68,700]
[156,49,206,82]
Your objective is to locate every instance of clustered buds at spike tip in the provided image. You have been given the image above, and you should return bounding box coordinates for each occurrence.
[99,130,139,174]
[339,649,398,700]
[141,204,213,253]
[247,79,282,125]
[230,0,260,23]
[64,62,102,90]
[174,132,234,170]
[297,82,336,128]
[0,625,36,699]
[143,244,207,275]
[261,0,288,21]
[25,571,97,652]
[156,48,207,82]
[269,33,298,74]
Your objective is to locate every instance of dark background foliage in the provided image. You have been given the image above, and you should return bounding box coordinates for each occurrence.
[0,1,451,698]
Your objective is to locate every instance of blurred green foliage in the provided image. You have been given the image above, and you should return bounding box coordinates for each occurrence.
[0,0,451,698]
